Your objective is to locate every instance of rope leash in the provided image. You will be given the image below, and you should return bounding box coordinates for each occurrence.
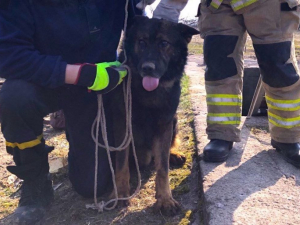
[86,0,146,212]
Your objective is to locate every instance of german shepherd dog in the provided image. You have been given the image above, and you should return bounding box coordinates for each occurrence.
[107,16,199,215]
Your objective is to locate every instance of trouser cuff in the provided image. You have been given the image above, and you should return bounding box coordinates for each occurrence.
[271,135,300,144]
[207,133,241,142]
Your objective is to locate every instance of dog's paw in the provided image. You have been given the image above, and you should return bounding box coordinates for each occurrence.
[153,197,181,216]
[117,199,130,208]
[109,190,130,208]
[170,149,186,166]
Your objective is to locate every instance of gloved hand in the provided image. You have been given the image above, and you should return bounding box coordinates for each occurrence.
[75,61,127,94]
[136,0,156,10]
[153,0,188,23]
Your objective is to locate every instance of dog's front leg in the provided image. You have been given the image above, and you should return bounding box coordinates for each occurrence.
[114,146,130,207]
[153,122,181,215]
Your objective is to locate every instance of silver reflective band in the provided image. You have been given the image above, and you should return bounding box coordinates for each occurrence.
[207,116,240,122]
[266,100,300,110]
[268,115,300,127]
[207,97,242,103]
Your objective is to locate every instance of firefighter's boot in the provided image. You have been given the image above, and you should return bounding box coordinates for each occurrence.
[271,139,300,168]
[9,174,54,225]
[203,139,233,162]
[6,143,54,225]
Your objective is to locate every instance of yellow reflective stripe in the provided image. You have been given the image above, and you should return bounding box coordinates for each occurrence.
[210,0,223,9]
[267,104,300,111]
[266,95,300,111]
[207,94,242,106]
[268,112,300,122]
[269,119,300,129]
[207,94,241,99]
[207,97,241,103]
[210,2,219,8]
[6,134,43,150]
[207,102,242,106]
[268,112,300,128]
[207,113,241,125]
[208,113,240,117]
[207,121,241,125]
[231,0,258,11]
[265,95,300,104]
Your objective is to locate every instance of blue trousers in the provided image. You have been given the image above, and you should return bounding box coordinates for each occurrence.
[0,80,113,198]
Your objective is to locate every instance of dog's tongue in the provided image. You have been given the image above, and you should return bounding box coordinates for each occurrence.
[142,76,159,91]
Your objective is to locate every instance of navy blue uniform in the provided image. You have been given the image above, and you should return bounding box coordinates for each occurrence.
[0,0,141,197]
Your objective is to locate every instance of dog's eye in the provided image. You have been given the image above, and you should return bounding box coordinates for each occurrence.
[138,40,146,49]
[159,41,169,48]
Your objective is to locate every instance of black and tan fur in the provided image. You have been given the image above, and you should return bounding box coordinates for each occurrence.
[106,16,199,215]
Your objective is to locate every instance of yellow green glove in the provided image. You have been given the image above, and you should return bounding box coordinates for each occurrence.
[75,61,127,94]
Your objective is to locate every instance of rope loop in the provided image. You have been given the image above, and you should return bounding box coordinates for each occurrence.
[86,0,146,212]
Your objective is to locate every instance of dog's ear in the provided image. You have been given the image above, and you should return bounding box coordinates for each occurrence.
[177,23,200,43]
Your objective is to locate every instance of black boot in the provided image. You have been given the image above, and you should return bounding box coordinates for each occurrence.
[6,143,54,224]
[203,139,233,162]
[271,139,300,168]
[8,174,54,225]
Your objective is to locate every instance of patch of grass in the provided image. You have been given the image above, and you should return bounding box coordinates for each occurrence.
[180,75,193,111]
[250,126,269,134]
[170,169,191,195]
[188,42,203,55]
[179,210,193,225]
[0,187,18,218]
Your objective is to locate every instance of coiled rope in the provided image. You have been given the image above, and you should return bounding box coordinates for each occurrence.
[86,0,146,212]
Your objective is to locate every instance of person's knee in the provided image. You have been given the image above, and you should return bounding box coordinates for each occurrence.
[0,80,38,115]
[204,35,239,81]
[254,41,299,88]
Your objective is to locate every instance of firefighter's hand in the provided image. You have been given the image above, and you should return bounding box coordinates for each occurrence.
[75,61,127,94]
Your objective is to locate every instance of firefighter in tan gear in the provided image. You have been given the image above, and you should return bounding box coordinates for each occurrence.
[152,0,300,168]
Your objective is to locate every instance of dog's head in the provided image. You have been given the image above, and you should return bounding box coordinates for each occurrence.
[124,16,199,91]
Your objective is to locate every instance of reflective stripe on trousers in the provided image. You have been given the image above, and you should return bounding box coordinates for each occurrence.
[266,94,300,129]
[206,94,242,126]
[266,95,300,111]
[206,94,242,106]
[207,113,241,125]
[6,134,43,150]
[268,111,300,129]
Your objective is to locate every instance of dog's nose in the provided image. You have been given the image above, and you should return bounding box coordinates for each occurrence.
[142,62,156,74]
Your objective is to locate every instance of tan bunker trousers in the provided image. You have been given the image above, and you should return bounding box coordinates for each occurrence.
[199,0,300,143]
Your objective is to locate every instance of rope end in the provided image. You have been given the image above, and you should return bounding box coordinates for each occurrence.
[85,201,105,212]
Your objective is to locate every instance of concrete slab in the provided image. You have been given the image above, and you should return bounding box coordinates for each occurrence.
[185,55,300,225]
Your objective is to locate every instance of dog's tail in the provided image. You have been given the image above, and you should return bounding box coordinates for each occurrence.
[170,115,186,166]
[171,115,180,149]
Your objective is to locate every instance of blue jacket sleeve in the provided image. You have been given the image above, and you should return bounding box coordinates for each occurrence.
[0,1,67,88]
